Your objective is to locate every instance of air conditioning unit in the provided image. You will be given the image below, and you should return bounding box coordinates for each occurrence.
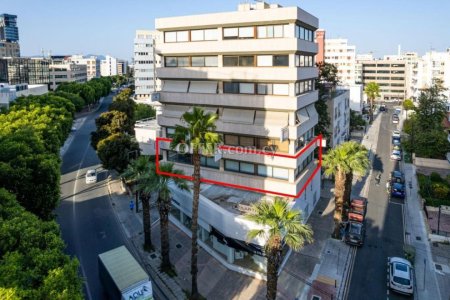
[151,92,160,101]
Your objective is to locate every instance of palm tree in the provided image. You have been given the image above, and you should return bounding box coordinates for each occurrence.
[122,156,153,251]
[342,142,370,209]
[245,198,313,300]
[148,162,188,272]
[170,106,220,299]
[322,142,370,237]
[364,82,380,122]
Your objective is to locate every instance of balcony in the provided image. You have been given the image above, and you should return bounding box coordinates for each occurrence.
[159,90,318,111]
[157,66,318,82]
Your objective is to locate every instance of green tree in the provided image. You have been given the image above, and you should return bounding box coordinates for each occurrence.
[97,133,140,172]
[0,189,83,299]
[322,142,369,237]
[170,107,220,300]
[350,110,366,131]
[149,162,188,272]
[122,156,153,251]
[53,91,85,111]
[91,110,132,149]
[134,103,156,121]
[364,82,380,122]
[245,198,313,300]
[402,98,415,116]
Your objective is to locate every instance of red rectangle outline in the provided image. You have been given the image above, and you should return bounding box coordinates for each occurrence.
[155,134,323,198]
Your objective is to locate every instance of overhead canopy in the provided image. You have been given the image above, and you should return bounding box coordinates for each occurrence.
[296,107,309,125]
[162,80,189,92]
[221,108,255,124]
[163,105,190,118]
[306,104,318,119]
[254,111,289,127]
[189,81,218,94]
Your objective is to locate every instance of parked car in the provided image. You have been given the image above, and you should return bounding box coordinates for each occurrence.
[85,169,97,184]
[343,221,366,246]
[392,137,401,146]
[391,150,402,160]
[390,171,405,183]
[380,104,386,112]
[348,198,367,222]
[388,257,414,295]
[390,182,406,198]
[395,108,402,115]
[392,130,401,138]
[392,114,399,124]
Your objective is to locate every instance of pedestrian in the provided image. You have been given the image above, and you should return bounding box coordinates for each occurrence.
[129,200,134,212]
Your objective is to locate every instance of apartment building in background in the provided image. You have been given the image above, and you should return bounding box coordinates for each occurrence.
[413,50,450,99]
[134,30,160,101]
[117,59,127,76]
[361,59,407,101]
[155,2,321,275]
[315,29,325,64]
[0,57,50,85]
[100,55,118,76]
[70,55,100,80]
[0,14,20,58]
[324,38,356,86]
[49,56,87,90]
[325,89,350,147]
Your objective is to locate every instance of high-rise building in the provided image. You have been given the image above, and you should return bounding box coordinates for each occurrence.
[0,14,19,42]
[134,30,160,101]
[49,56,87,90]
[155,2,321,273]
[70,55,100,80]
[100,55,118,76]
[0,57,50,85]
[0,14,20,58]
[413,50,450,99]
[361,59,407,101]
[324,38,356,85]
[116,59,128,76]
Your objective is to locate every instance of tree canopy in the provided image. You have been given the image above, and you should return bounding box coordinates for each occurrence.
[97,133,140,172]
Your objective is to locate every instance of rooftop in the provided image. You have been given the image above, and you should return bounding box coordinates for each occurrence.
[134,117,159,130]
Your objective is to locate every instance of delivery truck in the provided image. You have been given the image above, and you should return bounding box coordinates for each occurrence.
[98,246,153,300]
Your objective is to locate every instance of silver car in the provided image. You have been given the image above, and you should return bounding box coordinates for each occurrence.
[85,169,97,184]
[388,257,414,295]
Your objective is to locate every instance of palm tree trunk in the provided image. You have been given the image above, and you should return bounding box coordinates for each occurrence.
[158,195,172,271]
[190,149,201,300]
[333,170,346,238]
[266,245,282,300]
[369,97,374,123]
[141,193,153,251]
[343,172,354,220]
[135,190,139,213]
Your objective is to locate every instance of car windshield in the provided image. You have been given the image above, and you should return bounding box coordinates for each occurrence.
[87,171,95,176]
[393,183,404,191]
[349,223,362,234]
[393,171,402,177]
[393,276,410,286]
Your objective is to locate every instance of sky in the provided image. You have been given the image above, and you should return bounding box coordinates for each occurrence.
[2,0,450,61]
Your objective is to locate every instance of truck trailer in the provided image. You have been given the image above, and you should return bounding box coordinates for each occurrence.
[98,246,153,300]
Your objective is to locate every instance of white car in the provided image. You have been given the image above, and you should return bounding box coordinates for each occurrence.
[390,150,402,161]
[85,169,97,184]
[388,257,414,295]
[392,130,401,138]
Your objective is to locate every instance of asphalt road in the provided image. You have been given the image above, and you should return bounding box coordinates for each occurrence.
[57,95,165,300]
[347,105,411,300]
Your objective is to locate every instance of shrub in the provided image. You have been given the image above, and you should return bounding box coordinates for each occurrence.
[430,172,444,183]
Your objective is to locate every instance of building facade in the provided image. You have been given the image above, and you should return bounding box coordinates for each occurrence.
[0,57,50,85]
[100,55,118,76]
[361,60,407,101]
[0,14,20,58]
[134,30,160,101]
[155,2,321,274]
[70,55,100,80]
[0,41,20,58]
[324,38,356,85]
[49,56,87,90]
[315,29,325,65]
[117,59,127,76]
[413,50,450,99]
[326,89,350,147]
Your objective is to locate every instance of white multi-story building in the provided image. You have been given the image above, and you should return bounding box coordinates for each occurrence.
[49,56,87,90]
[413,50,450,99]
[70,55,100,81]
[100,55,118,77]
[326,89,350,147]
[324,38,356,85]
[134,30,160,101]
[155,2,321,275]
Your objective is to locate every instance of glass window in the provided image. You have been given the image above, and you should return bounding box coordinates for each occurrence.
[257,83,273,95]
[225,135,239,145]
[223,56,239,66]
[239,83,254,94]
[257,165,273,177]
[240,136,255,147]
[165,57,177,67]
[223,82,239,94]
[257,55,273,67]
[191,56,205,67]
[267,26,274,38]
[223,27,238,38]
[190,30,204,41]
[257,26,267,38]
[240,162,254,174]
[204,29,218,41]
[273,167,289,180]
[205,56,218,67]
[177,57,189,67]
[295,55,300,67]
[239,56,254,67]
[239,27,254,38]
[177,31,189,42]
[274,25,283,37]
[166,127,175,138]
[273,55,289,66]
[165,32,176,43]
[300,27,305,39]
[273,84,289,95]
[205,156,219,169]
[225,160,239,171]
